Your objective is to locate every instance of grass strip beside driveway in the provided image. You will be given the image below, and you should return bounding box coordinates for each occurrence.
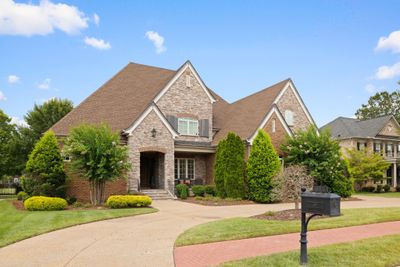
[176,207,400,246]
[0,200,157,248]
[222,234,400,267]
[355,192,400,198]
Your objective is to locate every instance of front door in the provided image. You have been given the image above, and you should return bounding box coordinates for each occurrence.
[140,156,155,189]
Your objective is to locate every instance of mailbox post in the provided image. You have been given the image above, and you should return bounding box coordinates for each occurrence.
[300,188,340,265]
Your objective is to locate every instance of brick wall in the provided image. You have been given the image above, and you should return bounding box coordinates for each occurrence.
[263,113,288,156]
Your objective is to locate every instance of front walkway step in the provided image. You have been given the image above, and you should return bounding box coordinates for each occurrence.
[141,189,174,200]
[174,221,400,267]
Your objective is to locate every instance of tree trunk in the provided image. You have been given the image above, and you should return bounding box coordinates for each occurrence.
[294,199,299,210]
[89,180,106,206]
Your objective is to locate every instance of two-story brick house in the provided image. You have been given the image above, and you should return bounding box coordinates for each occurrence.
[322,115,400,189]
[52,61,316,200]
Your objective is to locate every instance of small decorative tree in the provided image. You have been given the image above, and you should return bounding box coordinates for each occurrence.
[214,139,227,197]
[277,165,314,209]
[346,148,390,189]
[247,129,281,203]
[65,124,131,205]
[281,127,353,197]
[24,131,66,197]
[223,133,245,199]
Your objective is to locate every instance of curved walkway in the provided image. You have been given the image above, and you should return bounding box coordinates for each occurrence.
[0,195,399,267]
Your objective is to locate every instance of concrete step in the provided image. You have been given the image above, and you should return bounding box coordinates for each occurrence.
[141,189,174,200]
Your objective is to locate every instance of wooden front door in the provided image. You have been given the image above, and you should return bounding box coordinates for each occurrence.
[140,155,155,189]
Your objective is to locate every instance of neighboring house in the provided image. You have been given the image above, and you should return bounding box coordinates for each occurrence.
[321,115,400,188]
[52,61,315,200]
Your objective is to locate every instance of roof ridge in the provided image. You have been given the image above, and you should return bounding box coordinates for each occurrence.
[230,78,291,105]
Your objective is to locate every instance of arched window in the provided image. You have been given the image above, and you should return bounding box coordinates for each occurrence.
[285,110,294,126]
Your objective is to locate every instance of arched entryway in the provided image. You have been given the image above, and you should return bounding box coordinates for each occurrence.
[140,151,165,190]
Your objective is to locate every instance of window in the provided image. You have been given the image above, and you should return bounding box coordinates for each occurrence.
[178,118,199,136]
[386,144,394,157]
[175,158,195,180]
[357,142,367,151]
[285,110,294,126]
[272,119,276,133]
[186,74,191,87]
[374,143,382,154]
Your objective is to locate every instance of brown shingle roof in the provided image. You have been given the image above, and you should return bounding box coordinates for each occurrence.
[52,62,176,136]
[212,79,290,144]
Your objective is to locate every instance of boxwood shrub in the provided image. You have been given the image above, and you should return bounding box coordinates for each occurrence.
[205,185,216,196]
[24,196,68,211]
[176,184,189,199]
[17,191,29,201]
[192,185,205,197]
[106,195,152,209]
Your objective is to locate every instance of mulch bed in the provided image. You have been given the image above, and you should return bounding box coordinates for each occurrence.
[11,200,25,210]
[180,197,256,206]
[252,209,329,221]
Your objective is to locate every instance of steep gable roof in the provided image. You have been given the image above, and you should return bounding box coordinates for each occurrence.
[52,62,176,136]
[321,115,398,139]
[212,78,291,144]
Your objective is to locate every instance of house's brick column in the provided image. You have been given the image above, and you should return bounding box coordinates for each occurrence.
[128,110,175,193]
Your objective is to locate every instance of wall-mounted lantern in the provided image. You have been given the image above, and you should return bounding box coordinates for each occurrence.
[151,128,157,138]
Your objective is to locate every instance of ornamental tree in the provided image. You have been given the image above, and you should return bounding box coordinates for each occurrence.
[281,127,353,197]
[65,124,131,205]
[214,139,227,197]
[346,148,390,188]
[24,131,66,197]
[247,129,281,203]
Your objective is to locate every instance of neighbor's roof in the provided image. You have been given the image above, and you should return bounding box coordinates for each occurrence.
[320,115,396,139]
[52,62,177,135]
[212,79,290,144]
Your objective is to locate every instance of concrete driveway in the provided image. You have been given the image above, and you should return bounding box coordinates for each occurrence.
[1,195,400,267]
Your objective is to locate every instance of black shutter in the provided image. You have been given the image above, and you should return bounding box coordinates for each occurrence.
[166,115,178,132]
[199,119,209,137]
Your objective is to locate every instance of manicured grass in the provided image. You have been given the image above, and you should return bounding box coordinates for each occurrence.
[176,208,400,246]
[0,200,157,248]
[222,234,400,267]
[355,191,400,198]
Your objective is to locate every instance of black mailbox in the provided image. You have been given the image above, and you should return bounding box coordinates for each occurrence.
[301,191,340,216]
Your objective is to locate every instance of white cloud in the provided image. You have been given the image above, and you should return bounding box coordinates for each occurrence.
[7,74,20,84]
[0,0,89,36]
[364,84,376,94]
[37,78,51,90]
[0,90,6,101]
[93,13,100,26]
[145,31,166,54]
[10,116,28,127]
[375,62,400,80]
[84,36,111,50]
[376,30,400,53]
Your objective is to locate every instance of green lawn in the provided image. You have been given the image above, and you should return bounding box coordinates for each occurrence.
[0,200,157,248]
[176,207,400,246]
[356,191,400,198]
[222,234,400,267]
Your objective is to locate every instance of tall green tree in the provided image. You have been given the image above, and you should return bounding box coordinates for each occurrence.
[223,133,246,199]
[214,139,227,197]
[24,131,66,197]
[0,110,18,177]
[346,148,390,188]
[247,129,281,203]
[65,124,131,205]
[281,127,353,197]
[25,98,73,140]
[355,85,400,122]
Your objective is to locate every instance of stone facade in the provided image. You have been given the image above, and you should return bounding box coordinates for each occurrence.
[156,68,213,142]
[276,85,312,132]
[127,110,175,193]
[379,118,400,136]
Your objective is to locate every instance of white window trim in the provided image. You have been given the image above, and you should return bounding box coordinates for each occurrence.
[285,110,294,126]
[178,117,199,136]
[272,119,276,133]
[175,158,195,180]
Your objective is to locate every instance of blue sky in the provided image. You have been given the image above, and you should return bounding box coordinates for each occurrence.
[1,0,400,127]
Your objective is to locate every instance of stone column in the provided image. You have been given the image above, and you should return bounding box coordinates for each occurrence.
[393,163,397,188]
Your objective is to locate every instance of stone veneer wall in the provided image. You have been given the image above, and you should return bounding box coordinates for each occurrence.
[156,68,213,142]
[128,110,175,193]
[276,86,312,132]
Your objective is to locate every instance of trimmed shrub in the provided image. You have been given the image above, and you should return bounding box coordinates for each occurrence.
[66,196,77,205]
[192,185,206,197]
[176,184,189,199]
[17,191,28,201]
[247,130,281,203]
[396,186,400,192]
[376,184,383,193]
[383,184,391,192]
[24,196,68,211]
[214,139,227,198]
[106,195,152,208]
[361,186,375,192]
[205,185,216,196]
